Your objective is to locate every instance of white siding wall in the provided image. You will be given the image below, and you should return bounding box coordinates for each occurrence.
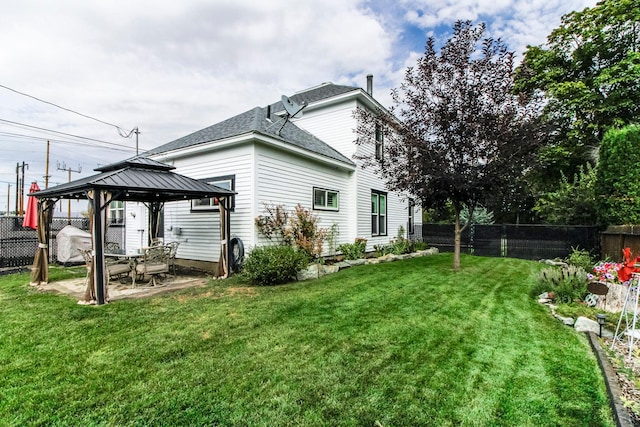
[354,136,423,250]
[128,91,424,261]
[124,202,148,251]
[290,100,359,158]
[255,144,353,253]
[156,145,256,262]
[292,97,421,251]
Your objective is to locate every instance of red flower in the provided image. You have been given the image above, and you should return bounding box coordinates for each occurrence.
[617,247,640,283]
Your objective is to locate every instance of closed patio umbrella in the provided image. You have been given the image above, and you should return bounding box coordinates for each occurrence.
[30,199,54,286]
[23,182,40,229]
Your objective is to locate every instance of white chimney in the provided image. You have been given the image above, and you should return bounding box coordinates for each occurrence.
[366,74,373,96]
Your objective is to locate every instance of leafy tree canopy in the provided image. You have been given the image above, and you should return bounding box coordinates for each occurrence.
[515,0,640,191]
[355,21,544,269]
[533,164,597,225]
[595,125,640,226]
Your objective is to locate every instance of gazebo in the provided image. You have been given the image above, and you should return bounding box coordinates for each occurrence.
[29,157,235,305]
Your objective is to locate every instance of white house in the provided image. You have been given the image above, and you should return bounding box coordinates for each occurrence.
[120,77,421,270]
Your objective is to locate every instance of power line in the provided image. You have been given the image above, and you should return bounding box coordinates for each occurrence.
[0,119,136,151]
[0,130,135,153]
[0,83,136,137]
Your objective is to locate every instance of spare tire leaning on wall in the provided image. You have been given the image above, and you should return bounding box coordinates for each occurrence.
[229,237,244,273]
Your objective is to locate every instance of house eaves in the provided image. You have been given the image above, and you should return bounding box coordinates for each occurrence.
[152,130,356,172]
[148,106,355,171]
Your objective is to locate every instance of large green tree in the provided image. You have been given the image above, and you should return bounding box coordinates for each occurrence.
[515,0,640,193]
[595,125,640,226]
[355,21,544,270]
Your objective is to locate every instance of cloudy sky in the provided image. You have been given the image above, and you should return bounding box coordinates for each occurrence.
[0,0,597,213]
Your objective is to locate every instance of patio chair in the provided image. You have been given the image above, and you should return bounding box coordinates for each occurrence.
[166,241,180,276]
[106,259,132,283]
[101,242,132,283]
[132,245,170,287]
[105,241,121,252]
[150,238,164,246]
[79,248,92,287]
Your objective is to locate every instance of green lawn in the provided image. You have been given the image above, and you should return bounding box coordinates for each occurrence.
[0,254,614,426]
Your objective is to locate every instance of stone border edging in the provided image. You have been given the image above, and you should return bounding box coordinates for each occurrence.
[586,331,634,427]
[297,248,440,281]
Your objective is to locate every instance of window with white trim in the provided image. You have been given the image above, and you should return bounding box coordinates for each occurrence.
[408,198,415,234]
[108,200,124,226]
[375,123,384,162]
[313,187,339,211]
[371,190,387,236]
[191,175,235,211]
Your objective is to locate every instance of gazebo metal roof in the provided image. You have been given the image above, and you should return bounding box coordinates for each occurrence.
[32,157,235,202]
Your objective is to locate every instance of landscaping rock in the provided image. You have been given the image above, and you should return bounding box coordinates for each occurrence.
[335,261,352,270]
[538,298,552,304]
[409,248,439,257]
[595,282,626,313]
[575,316,601,334]
[322,265,339,275]
[346,259,366,266]
[297,264,341,280]
[297,264,321,281]
[542,259,568,267]
[556,316,575,326]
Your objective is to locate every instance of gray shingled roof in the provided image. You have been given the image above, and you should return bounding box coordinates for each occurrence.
[272,83,360,114]
[144,83,360,166]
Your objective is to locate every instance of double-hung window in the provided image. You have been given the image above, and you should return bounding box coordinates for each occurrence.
[313,187,339,211]
[375,123,384,162]
[371,190,387,236]
[408,198,415,234]
[191,175,235,211]
[108,200,124,225]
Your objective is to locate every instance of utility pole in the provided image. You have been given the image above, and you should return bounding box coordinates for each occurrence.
[56,162,81,223]
[134,127,140,156]
[15,163,18,217]
[16,162,28,217]
[7,183,10,216]
[44,140,51,189]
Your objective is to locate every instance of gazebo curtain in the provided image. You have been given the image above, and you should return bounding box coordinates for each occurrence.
[30,199,55,286]
[216,197,230,278]
[82,190,109,304]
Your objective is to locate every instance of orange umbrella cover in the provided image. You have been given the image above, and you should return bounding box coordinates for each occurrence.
[23,181,40,229]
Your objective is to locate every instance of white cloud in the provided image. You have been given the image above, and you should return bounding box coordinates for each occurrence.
[399,0,597,58]
[0,0,600,211]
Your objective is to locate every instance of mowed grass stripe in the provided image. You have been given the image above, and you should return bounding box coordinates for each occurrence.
[0,254,613,426]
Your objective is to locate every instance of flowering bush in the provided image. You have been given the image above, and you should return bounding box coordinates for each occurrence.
[588,248,640,286]
[588,261,624,284]
[537,265,588,303]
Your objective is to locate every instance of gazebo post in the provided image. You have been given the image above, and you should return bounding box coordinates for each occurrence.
[92,190,106,305]
[225,197,232,276]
